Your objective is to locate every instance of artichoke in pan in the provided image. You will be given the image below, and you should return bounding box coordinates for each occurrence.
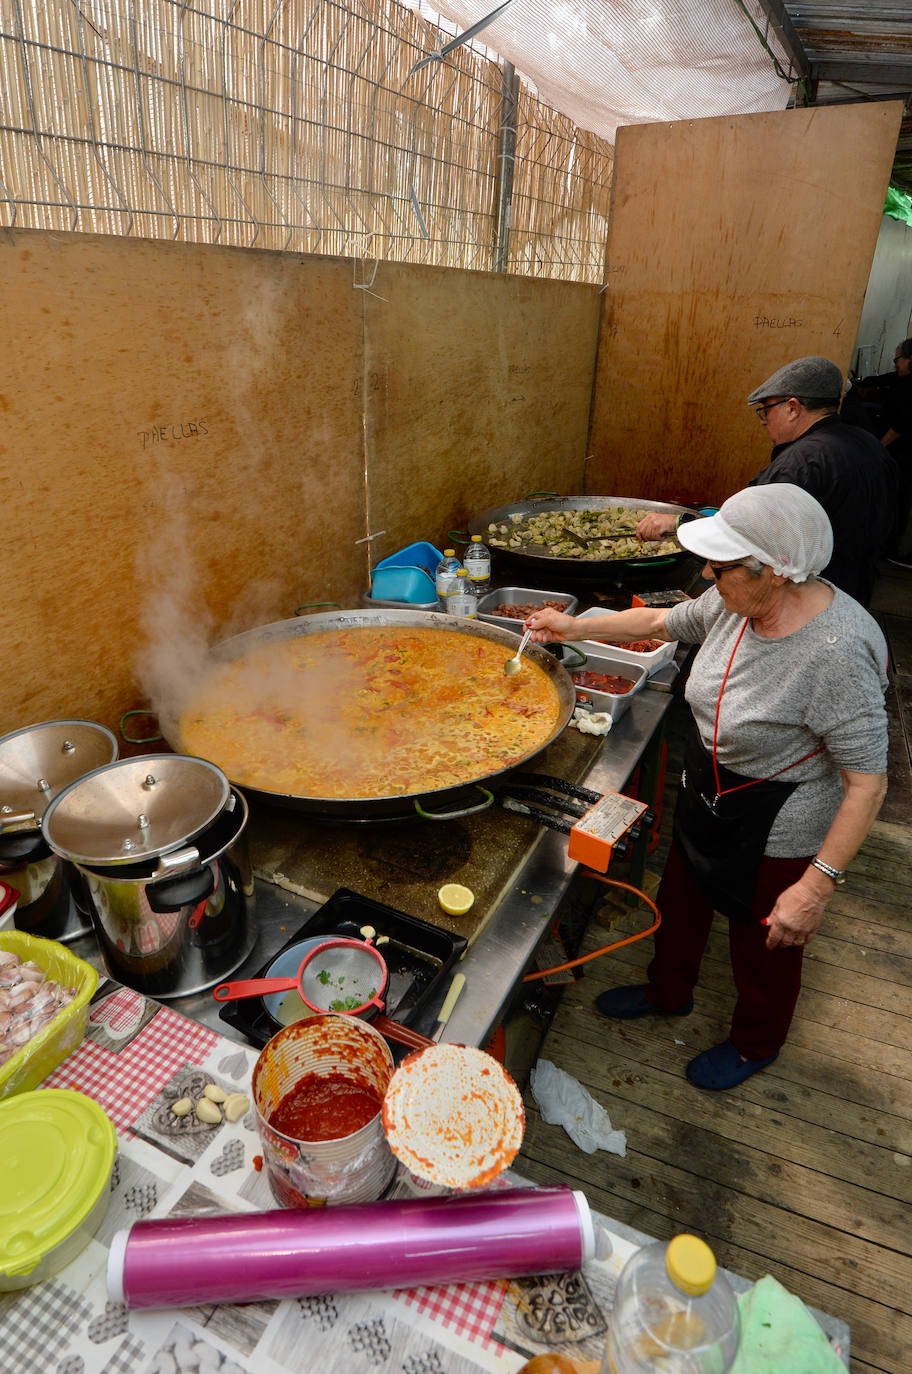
[485,507,679,559]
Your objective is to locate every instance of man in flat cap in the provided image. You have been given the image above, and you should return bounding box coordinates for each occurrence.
[637,355,898,607]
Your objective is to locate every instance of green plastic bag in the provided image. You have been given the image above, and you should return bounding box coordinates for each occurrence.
[729,1274,845,1374]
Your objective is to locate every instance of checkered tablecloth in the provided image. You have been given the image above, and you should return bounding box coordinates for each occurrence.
[398,1277,509,1350]
[4,977,851,1374]
[44,1003,219,1135]
[28,985,527,1369]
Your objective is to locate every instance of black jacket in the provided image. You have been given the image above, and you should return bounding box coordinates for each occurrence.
[749,414,899,607]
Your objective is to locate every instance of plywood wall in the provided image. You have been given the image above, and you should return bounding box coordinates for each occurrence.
[0,231,599,737]
[0,232,366,735]
[588,101,904,505]
[363,265,599,558]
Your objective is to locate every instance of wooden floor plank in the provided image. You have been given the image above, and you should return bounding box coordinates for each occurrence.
[805,912,912,974]
[588,933,912,1087]
[536,1027,909,1248]
[561,989,912,1143]
[521,1102,909,1309]
[613,912,912,1014]
[543,1010,912,1193]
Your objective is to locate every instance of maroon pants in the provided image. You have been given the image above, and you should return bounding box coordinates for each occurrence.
[645,841,810,1060]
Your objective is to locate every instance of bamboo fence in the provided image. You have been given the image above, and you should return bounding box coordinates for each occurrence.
[0,0,613,281]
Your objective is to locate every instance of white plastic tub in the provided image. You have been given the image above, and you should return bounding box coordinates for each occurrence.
[567,606,677,677]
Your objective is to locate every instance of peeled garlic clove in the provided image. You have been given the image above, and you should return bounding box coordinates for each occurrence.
[196,1097,223,1125]
[203,1083,227,1103]
[171,1097,193,1117]
[223,1092,250,1123]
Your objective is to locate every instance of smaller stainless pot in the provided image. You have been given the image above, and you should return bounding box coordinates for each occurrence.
[0,719,119,942]
[42,756,256,999]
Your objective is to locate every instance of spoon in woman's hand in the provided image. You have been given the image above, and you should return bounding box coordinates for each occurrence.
[504,627,533,676]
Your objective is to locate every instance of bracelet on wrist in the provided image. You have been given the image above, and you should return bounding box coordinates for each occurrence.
[809,857,846,885]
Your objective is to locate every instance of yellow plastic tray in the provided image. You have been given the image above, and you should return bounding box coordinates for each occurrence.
[0,931,98,1098]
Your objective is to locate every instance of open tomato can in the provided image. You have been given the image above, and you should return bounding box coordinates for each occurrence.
[251,1014,396,1207]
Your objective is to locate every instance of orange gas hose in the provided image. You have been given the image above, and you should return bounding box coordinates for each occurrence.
[521,871,660,982]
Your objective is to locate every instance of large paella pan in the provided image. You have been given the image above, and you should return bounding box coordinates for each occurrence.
[468,494,700,577]
[161,609,577,822]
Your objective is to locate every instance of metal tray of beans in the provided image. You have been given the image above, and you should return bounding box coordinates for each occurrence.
[475,587,579,632]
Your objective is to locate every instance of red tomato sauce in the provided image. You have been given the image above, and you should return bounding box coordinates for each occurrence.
[269,1072,382,1141]
[572,670,634,695]
[592,638,662,653]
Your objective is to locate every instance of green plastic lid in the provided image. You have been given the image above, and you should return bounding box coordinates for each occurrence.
[0,1089,116,1282]
[666,1233,717,1295]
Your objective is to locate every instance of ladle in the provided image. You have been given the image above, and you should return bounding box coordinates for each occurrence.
[504,627,533,676]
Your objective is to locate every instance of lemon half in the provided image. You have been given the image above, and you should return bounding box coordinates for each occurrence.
[438,883,475,916]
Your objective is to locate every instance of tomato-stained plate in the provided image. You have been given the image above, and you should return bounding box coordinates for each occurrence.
[382,1043,524,1189]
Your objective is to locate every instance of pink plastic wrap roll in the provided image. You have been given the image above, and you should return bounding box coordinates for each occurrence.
[108,1186,594,1310]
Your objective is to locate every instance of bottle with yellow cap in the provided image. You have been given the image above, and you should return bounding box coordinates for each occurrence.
[602,1234,740,1373]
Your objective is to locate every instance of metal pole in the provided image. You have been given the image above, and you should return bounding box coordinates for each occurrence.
[492,61,519,272]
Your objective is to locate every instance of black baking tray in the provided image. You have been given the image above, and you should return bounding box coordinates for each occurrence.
[217,887,467,1049]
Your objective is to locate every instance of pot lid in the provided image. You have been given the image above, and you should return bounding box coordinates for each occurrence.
[0,720,118,827]
[41,754,230,865]
[0,1089,116,1283]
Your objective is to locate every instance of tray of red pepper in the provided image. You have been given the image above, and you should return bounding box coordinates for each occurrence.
[572,669,635,695]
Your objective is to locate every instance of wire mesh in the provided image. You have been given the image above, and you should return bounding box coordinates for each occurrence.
[0,0,613,281]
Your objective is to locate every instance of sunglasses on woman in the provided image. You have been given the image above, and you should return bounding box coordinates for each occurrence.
[707,560,747,578]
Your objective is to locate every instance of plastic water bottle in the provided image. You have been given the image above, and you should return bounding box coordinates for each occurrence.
[445,569,478,618]
[463,534,491,595]
[603,1234,739,1373]
[435,548,462,610]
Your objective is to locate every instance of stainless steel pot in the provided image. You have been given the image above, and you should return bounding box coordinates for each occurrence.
[159,609,578,822]
[0,719,119,941]
[468,494,700,576]
[42,756,256,998]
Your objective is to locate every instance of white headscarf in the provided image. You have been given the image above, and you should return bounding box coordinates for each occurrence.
[675,484,833,583]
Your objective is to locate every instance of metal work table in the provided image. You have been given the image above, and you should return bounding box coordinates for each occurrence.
[66,678,674,1054]
[437,681,671,1048]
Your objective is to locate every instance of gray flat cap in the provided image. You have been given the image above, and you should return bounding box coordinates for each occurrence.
[747,355,843,405]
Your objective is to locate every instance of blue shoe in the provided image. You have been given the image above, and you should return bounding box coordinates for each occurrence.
[595,984,694,1019]
[686,1039,778,1090]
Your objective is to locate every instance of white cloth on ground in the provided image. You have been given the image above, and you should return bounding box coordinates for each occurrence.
[529,1059,626,1156]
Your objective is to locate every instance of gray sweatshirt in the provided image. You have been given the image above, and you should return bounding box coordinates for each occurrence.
[664,583,889,856]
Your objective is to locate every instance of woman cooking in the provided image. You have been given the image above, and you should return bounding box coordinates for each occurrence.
[523,484,889,1091]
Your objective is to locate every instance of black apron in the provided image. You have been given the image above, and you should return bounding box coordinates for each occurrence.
[672,723,801,924]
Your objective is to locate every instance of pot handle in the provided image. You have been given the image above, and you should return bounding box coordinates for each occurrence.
[0,810,39,833]
[524,490,561,501]
[211,974,300,1002]
[146,864,216,913]
[370,1013,434,1051]
[120,709,163,744]
[413,786,494,821]
[0,827,49,864]
[561,643,587,666]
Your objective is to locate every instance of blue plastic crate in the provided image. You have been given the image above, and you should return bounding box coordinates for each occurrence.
[370,564,437,604]
[374,541,442,578]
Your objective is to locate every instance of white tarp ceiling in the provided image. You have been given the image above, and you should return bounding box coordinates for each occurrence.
[412,0,795,141]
